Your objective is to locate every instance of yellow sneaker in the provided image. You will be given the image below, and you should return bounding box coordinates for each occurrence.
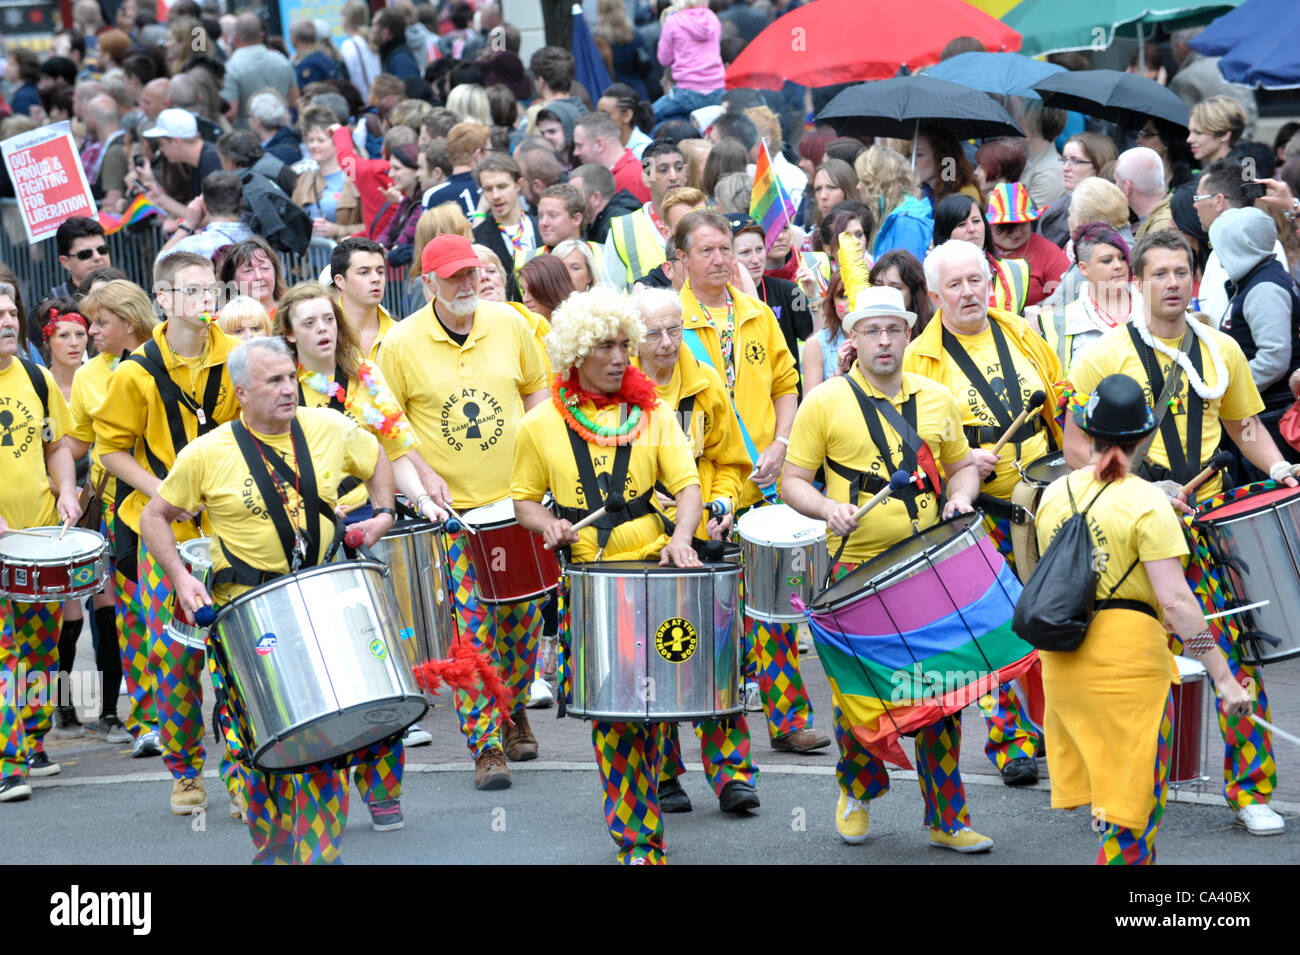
[229,787,246,822]
[835,792,870,844]
[170,777,207,815]
[929,826,993,853]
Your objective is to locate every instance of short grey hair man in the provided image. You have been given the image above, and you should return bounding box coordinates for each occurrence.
[227,336,293,389]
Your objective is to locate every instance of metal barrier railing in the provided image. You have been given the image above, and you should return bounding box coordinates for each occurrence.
[0,200,413,319]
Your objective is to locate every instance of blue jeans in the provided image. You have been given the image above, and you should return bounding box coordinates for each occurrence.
[652,86,723,124]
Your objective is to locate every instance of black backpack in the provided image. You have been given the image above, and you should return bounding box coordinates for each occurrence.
[1012,479,1139,652]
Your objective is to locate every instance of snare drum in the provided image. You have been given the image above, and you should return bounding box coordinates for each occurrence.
[1170,656,1208,785]
[0,527,108,602]
[368,518,456,699]
[460,498,560,604]
[1009,453,1070,583]
[167,537,212,649]
[737,504,827,622]
[565,560,742,721]
[210,560,427,772]
[1195,482,1300,664]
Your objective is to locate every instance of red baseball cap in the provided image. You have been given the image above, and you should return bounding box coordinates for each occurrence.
[421,234,480,279]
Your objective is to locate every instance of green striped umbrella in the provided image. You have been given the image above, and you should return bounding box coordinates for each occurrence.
[1002,0,1245,58]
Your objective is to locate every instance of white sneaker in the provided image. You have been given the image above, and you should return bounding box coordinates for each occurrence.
[404,724,433,747]
[527,678,555,709]
[744,681,762,712]
[1236,803,1285,836]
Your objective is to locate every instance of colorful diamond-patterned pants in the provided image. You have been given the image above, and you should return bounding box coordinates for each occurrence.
[0,599,61,779]
[1096,694,1173,866]
[351,741,404,805]
[1182,514,1275,811]
[659,716,757,795]
[977,513,1042,769]
[102,499,155,740]
[241,762,349,865]
[592,720,668,865]
[747,616,815,740]
[443,532,543,757]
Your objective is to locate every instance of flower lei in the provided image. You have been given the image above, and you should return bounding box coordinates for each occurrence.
[551,364,658,447]
[299,359,416,449]
[1055,381,1088,430]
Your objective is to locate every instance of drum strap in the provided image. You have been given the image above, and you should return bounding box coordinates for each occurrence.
[111,472,139,581]
[943,320,1019,437]
[16,357,49,424]
[124,341,224,480]
[562,423,659,549]
[1127,324,1202,484]
[231,418,337,571]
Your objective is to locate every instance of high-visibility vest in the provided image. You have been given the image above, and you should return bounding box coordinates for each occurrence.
[989,256,1029,315]
[610,208,668,284]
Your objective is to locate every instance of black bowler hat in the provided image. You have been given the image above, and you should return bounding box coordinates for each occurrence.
[1073,374,1158,442]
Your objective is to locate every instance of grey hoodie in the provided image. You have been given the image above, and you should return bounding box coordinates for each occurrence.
[1209,206,1297,392]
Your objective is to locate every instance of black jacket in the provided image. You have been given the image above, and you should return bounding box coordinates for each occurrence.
[758,275,814,376]
[584,189,643,245]
[262,126,302,167]
[473,212,538,300]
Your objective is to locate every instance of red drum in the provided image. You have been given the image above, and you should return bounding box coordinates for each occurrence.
[0,527,108,602]
[460,499,560,604]
[1169,655,1207,785]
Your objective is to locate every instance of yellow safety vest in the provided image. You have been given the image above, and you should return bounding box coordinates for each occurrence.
[610,208,667,284]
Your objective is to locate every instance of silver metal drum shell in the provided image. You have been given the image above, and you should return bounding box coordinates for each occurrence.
[740,536,827,622]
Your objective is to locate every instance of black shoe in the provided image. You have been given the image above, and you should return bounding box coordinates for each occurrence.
[51,706,84,738]
[719,779,760,813]
[26,751,61,777]
[1000,756,1038,787]
[0,776,32,802]
[658,777,692,813]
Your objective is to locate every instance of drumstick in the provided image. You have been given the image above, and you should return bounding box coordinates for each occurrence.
[851,470,913,522]
[58,517,72,540]
[1203,599,1270,621]
[1179,450,1234,499]
[443,504,477,535]
[707,498,732,517]
[1250,714,1300,748]
[2,528,55,538]
[543,495,626,550]
[987,390,1047,459]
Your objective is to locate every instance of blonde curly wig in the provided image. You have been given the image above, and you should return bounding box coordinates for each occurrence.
[546,285,646,374]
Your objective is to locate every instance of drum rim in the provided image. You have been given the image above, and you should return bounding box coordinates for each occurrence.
[1021,452,1069,487]
[385,518,447,536]
[564,560,742,576]
[808,510,983,613]
[565,706,744,722]
[1196,484,1300,524]
[460,499,518,528]
[211,558,389,625]
[248,695,428,772]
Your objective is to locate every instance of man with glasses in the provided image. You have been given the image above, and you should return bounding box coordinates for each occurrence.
[783,284,992,852]
[50,217,111,301]
[94,251,242,818]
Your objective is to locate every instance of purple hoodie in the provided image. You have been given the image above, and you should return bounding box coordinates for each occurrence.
[657,7,725,92]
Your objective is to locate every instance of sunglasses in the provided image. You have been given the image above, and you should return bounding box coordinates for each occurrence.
[71,245,109,260]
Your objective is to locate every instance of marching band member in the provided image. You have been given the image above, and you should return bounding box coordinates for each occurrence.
[675,209,830,755]
[512,285,704,865]
[65,281,160,757]
[1065,230,1296,837]
[633,286,759,815]
[274,281,439,832]
[140,336,396,863]
[94,252,243,817]
[0,282,81,802]
[377,234,546,790]
[782,282,994,852]
[903,240,1063,787]
[1038,372,1252,864]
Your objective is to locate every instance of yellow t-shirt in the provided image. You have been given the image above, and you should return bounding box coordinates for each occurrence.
[924,324,1051,498]
[92,323,240,536]
[67,352,116,500]
[1036,470,1188,612]
[370,307,396,360]
[377,300,547,510]
[511,399,700,562]
[298,362,417,511]
[0,357,71,528]
[158,407,380,602]
[786,368,970,563]
[1066,323,1263,500]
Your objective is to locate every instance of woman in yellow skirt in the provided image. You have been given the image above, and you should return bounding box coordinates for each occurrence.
[1037,374,1253,864]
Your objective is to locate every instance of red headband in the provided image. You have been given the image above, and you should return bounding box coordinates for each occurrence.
[43,310,88,343]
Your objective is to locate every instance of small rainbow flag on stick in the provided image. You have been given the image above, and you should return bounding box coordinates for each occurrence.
[749,140,795,254]
[97,193,163,235]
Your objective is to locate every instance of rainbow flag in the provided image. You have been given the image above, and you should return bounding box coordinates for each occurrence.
[97,194,163,235]
[807,522,1037,768]
[749,141,795,254]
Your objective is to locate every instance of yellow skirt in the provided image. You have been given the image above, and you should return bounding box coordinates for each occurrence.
[1039,607,1178,831]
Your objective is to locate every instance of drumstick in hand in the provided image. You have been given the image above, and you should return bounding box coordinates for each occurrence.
[988,390,1048,459]
[1180,450,1234,499]
[852,470,914,522]
[58,517,73,540]
[543,495,626,550]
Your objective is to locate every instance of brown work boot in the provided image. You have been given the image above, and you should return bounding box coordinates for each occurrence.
[771,728,832,753]
[474,747,512,790]
[502,709,538,762]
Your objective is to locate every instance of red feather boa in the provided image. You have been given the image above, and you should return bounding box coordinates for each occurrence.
[413,640,516,727]
[554,363,659,411]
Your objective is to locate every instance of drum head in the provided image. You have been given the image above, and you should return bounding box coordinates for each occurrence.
[461,498,514,528]
[737,503,826,546]
[810,512,981,612]
[179,537,211,568]
[0,527,104,559]
[1023,453,1069,487]
[1198,484,1300,524]
[1174,655,1206,682]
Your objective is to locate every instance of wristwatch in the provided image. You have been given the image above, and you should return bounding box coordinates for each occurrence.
[373,507,396,519]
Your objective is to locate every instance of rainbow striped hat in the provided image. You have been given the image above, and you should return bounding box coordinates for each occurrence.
[986,182,1041,225]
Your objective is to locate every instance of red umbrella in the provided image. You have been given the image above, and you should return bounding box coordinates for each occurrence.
[725,0,1021,91]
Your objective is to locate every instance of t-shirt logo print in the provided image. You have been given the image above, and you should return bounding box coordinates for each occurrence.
[0,409,13,446]
[463,401,482,439]
[744,341,765,364]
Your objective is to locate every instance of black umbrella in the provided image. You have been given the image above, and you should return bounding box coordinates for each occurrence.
[815,74,1025,141]
[1031,69,1190,130]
